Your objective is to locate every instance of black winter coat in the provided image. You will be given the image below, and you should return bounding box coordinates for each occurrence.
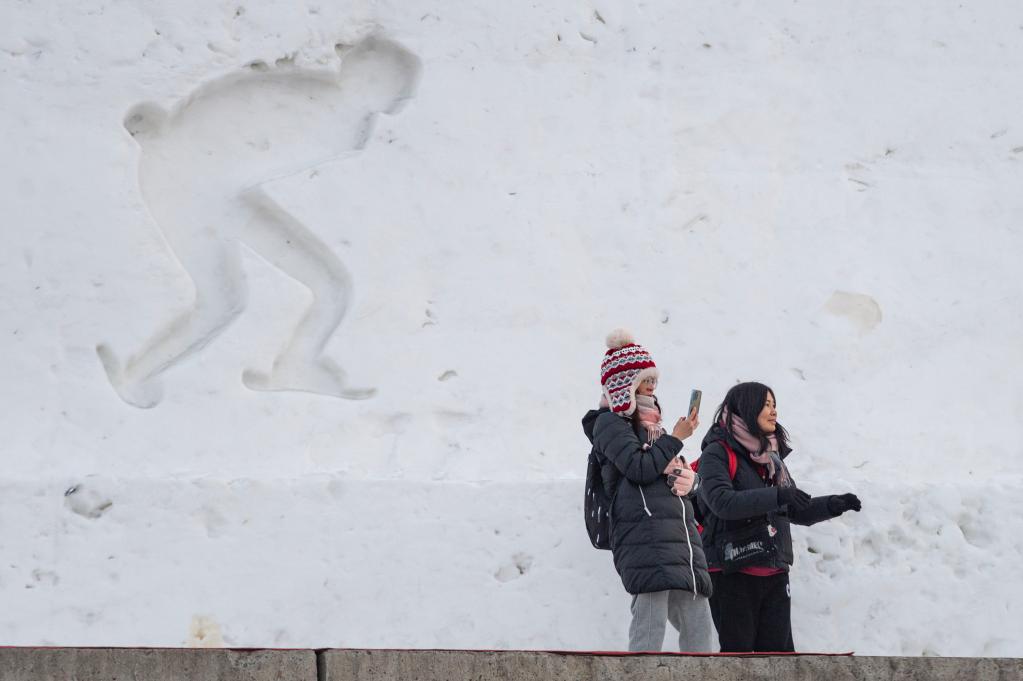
[696,424,836,571]
[582,407,712,597]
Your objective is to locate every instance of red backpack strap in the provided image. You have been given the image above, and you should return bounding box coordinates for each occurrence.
[690,443,739,480]
[721,442,739,480]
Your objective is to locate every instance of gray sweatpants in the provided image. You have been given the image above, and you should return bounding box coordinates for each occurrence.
[629,590,714,652]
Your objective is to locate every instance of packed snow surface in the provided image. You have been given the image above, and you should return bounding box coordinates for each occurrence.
[2,0,1021,655]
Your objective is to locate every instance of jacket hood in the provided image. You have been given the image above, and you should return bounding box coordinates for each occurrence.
[581,407,609,444]
[700,422,732,451]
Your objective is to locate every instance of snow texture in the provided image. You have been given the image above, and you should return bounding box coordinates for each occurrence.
[1,0,1022,656]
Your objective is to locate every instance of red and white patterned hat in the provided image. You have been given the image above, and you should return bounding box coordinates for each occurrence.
[600,329,658,416]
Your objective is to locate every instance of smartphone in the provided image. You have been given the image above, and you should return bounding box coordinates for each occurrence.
[688,389,702,418]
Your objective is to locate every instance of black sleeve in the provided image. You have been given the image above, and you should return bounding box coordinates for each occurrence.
[789,495,838,526]
[696,444,780,520]
[592,411,682,485]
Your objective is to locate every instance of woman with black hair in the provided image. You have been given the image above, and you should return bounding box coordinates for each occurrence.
[696,382,861,652]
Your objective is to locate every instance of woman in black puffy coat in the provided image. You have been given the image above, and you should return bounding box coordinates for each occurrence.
[581,330,713,652]
[696,382,862,652]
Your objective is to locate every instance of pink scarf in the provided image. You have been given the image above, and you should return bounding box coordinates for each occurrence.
[598,394,665,445]
[723,409,791,487]
[634,395,665,444]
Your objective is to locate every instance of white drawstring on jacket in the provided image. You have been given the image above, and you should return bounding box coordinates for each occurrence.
[642,481,698,599]
[639,487,652,516]
[679,495,698,600]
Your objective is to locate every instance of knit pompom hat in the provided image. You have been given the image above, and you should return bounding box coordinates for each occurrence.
[600,329,659,416]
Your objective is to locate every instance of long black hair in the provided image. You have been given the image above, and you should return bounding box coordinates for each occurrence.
[712,381,790,454]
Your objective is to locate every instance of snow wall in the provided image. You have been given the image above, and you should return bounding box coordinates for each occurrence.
[2,0,1022,656]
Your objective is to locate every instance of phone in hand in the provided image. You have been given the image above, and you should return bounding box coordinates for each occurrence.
[688,389,702,418]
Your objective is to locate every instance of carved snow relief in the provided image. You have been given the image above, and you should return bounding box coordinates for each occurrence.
[98,36,421,407]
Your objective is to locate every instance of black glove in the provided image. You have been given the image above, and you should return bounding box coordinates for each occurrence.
[777,486,812,511]
[827,493,862,515]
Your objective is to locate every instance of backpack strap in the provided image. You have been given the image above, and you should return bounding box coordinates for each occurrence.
[721,442,739,480]
[691,441,741,536]
[689,441,739,480]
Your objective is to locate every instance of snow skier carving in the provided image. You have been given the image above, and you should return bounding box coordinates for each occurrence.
[98,35,421,408]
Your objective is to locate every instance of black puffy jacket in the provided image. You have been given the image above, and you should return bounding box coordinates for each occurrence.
[696,424,836,571]
[582,408,712,597]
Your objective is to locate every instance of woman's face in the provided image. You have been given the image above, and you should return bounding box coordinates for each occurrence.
[756,392,777,433]
[637,376,657,396]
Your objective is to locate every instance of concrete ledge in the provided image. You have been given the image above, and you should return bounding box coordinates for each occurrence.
[0,649,1020,681]
[321,649,1023,681]
[0,648,315,681]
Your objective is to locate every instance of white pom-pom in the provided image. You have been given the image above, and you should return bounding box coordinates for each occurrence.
[605,328,636,349]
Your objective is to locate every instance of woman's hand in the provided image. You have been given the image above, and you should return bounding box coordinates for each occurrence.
[827,493,862,515]
[663,454,685,476]
[670,468,697,496]
[671,407,700,441]
[663,455,695,495]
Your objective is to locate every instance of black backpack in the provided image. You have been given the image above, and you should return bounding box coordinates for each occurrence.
[584,448,613,550]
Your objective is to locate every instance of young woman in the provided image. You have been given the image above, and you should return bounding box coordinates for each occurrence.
[581,330,713,652]
[696,382,861,652]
